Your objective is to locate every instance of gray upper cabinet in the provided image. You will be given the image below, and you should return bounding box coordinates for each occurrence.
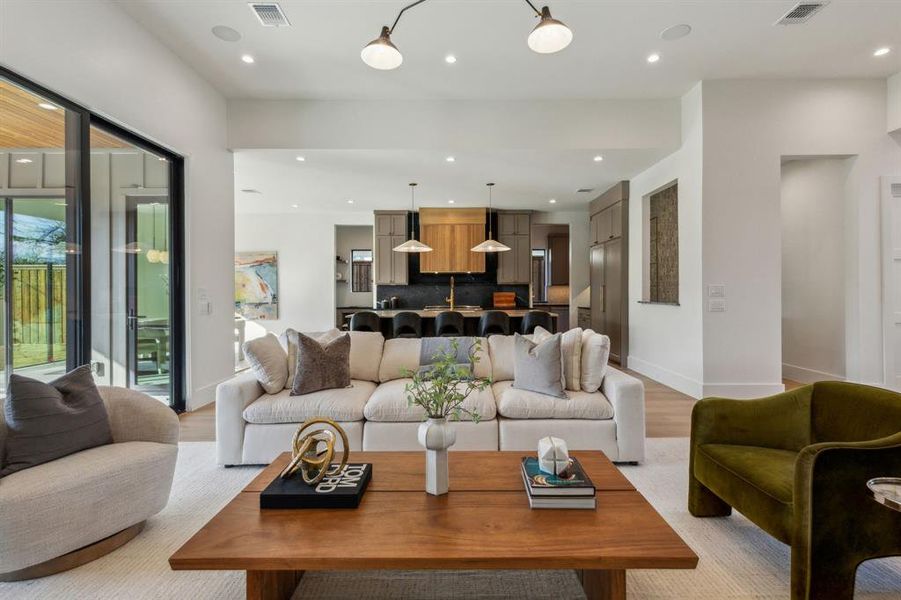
[496,211,531,284]
[610,201,622,239]
[589,201,624,246]
[374,211,408,285]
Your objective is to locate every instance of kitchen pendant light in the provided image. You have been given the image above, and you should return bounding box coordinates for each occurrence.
[362,1,572,69]
[527,5,573,54]
[472,183,511,253]
[146,204,161,264]
[393,183,433,253]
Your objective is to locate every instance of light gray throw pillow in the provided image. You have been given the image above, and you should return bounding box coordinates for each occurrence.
[512,333,567,399]
[291,332,352,396]
[243,333,288,394]
[1,365,113,478]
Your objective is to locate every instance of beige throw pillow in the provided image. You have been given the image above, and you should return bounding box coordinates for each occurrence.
[580,329,611,393]
[347,331,384,382]
[533,326,582,391]
[283,328,341,389]
[243,333,288,394]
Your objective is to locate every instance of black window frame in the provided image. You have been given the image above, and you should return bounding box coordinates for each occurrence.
[1,66,187,412]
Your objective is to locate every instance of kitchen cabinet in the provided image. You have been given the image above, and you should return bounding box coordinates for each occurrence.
[496,211,532,284]
[418,208,486,273]
[374,211,408,285]
[589,201,624,246]
[548,233,569,285]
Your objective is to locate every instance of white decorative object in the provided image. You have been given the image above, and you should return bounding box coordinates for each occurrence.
[417,417,456,496]
[538,436,570,476]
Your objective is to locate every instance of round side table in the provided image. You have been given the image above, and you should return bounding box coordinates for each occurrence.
[867,478,901,512]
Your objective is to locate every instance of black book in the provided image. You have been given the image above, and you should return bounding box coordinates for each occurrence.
[260,463,372,509]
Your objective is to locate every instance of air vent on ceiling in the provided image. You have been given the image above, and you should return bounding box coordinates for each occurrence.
[248,3,291,27]
[892,183,901,198]
[775,2,829,25]
[577,188,595,194]
[241,188,262,194]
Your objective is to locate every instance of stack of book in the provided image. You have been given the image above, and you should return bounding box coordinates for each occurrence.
[520,456,596,509]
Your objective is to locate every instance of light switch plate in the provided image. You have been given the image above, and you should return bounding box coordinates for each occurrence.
[708,299,726,312]
[708,284,726,298]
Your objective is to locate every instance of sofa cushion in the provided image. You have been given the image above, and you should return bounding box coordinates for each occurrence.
[243,333,288,394]
[363,378,497,422]
[492,380,614,420]
[533,326,582,391]
[379,338,421,382]
[244,380,376,423]
[693,443,796,543]
[348,331,384,382]
[488,334,535,382]
[580,329,611,393]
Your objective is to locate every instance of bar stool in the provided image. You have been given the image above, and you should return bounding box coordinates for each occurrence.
[392,312,422,339]
[478,311,510,337]
[350,311,381,332]
[435,311,465,337]
[521,310,554,334]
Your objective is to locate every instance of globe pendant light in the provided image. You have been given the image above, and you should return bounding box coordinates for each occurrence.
[527,5,573,54]
[472,183,511,253]
[146,203,161,264]
[393,183,433,253]
[361,26,403,70]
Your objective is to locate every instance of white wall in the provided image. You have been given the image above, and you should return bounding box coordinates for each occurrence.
[237,212,373,340]
[628,84,705,398]
[1,0,234,410]
[889,72,901,134]
[781,158,851,383]
[702,79,901,395]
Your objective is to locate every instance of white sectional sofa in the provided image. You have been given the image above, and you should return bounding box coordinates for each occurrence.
[216,332,645,466]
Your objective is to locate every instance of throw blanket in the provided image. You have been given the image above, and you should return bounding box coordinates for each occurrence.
[418,336,476,378]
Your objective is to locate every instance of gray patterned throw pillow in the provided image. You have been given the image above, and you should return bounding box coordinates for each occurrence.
[290,331,352,396]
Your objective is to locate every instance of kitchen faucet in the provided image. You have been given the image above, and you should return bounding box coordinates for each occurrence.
[445,276,455,310]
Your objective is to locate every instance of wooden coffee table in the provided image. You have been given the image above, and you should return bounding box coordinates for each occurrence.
[170,451,697,600]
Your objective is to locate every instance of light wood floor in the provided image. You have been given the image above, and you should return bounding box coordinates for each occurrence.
[178,372,803,441]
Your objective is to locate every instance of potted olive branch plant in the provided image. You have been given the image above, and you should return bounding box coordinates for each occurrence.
[402,338,491,495]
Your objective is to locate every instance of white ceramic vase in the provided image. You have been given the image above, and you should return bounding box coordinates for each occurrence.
[417,417,457,496]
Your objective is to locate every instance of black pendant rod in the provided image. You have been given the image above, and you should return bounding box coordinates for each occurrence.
[389,0,544,34]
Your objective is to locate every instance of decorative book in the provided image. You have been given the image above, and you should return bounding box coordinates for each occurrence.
[260,463,372,509]
[521,457,595,497]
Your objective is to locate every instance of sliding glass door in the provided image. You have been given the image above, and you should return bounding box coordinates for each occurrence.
[1,68,185,409]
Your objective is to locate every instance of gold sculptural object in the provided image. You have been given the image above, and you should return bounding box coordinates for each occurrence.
[279,418,350,485]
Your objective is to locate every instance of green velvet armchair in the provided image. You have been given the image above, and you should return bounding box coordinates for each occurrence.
[689,382,901,600]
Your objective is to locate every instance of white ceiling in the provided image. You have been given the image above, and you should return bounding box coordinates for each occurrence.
[234,148,669,214]
[119,0,901,100]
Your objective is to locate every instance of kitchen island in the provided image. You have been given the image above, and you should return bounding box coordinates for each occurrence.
[343,308,557,338]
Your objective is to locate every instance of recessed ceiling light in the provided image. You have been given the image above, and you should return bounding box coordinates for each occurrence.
[593,155,604,162]
[15,158,33,164]
[291,204,299,208]
[241,54,255,64]
[212,25,242,42]
[347,199,354,204]
[448,199,455,204]
[660,24,691,41]
[548,199,557,204]
[37,102,57,110]
[445,156,455,163]
[874,47,891,57]
[445,54,457,64]
[295,155,305,162]
[647,53,660,64]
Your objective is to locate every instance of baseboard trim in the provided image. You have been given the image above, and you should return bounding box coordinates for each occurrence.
[701,382,786,399]
[782,363,845,384]
[626,356,704,399]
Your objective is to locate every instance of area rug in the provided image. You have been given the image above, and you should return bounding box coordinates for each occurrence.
[1,440,898,599]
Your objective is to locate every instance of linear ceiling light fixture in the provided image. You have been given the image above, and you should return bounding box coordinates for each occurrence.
[393,183,433,253]
[362,1,572,70]
[472,183,511,253]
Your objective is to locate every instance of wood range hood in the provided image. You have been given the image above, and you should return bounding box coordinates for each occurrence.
[418,207,487,273]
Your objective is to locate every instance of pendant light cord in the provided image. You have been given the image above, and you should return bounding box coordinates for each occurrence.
[389,0,543,34]
[409,182,417,241]
[487,183,495,238]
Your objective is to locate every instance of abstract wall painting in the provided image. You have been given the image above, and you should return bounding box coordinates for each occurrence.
[235,252,279,320]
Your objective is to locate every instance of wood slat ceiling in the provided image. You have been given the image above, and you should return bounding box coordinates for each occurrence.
[0,80,129,149]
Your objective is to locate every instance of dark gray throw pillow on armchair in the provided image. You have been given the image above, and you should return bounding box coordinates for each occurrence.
[1,365,113,477]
